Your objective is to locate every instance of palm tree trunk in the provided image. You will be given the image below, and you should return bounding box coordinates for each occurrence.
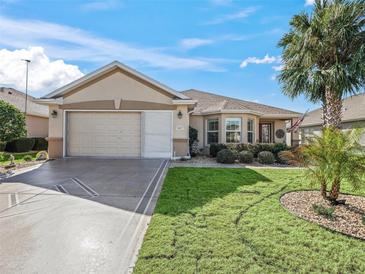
[329,178,341,202]
[323,87,342,128]
[320,181,327,199]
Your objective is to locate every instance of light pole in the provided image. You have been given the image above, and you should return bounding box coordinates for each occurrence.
[21,59,31,114]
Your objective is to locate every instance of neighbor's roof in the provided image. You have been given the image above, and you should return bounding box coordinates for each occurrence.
[182,89,301,117]
[301,92,365,127]
[43,61,190,100]
[0,87,48,118]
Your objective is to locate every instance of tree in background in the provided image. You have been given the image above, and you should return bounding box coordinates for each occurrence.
[0,100,27,143]
[278,0,365,128]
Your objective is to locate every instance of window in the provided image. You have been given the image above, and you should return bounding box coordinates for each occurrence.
[247,119,254,144]
[207,119,219,144]
[225,118,241,143]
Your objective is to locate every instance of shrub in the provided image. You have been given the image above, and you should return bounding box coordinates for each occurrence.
[216,149,236,164]
[312,204,335,220]
[23,155,33,162]
[0,141,5,152]
[32,137,48,151]
[238,151,254,163]
[189,127,198,156]
[190,140,200,157]
[272,143,289,156]
[0,100,27,143]
[250,143,273,157]
[303,128,365,202]
[278,146,307,167]
[210,143,227,157]
[6,138,35,153]
[36,151,49,161]
[258,151,275,164]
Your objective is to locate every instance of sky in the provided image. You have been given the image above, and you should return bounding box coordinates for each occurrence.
[0,0,317,112]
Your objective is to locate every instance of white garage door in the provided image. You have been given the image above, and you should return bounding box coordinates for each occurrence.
[66,112,141,157]
[143,112,172,158]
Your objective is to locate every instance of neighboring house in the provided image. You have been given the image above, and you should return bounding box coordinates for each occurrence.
[36,61,301,159]
[0,87,49,138]
[184,89,301,150]
[300,92,365,146]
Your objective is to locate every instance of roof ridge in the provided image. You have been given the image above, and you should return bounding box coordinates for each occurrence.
[183,89,301,114]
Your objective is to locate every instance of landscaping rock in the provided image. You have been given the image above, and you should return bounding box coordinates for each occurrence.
[281,191,365,240]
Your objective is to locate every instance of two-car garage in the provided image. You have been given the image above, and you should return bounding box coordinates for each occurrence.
[65,111,172,158]
[41,61,193,159]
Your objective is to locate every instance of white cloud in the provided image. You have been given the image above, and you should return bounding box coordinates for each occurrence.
[0,47,84,95]
[0,15,219,71]
[80,0,122,11]
[205,7,257,25]
[272,65,283,71]
[180,38,214,50]
[305,0,315,6]
[240,54,280,68]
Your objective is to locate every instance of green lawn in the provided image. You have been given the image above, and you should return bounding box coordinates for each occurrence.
[134,168,365,274]
[0,151,38,167]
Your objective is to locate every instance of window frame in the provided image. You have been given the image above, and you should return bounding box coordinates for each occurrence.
[206,118,219,145]
[225,118,241,143]
[247,119,255,144]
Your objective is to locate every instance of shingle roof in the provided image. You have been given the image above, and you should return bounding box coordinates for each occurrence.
[301,92,365,127]
[181,89,301,117]
[0,87,48,118]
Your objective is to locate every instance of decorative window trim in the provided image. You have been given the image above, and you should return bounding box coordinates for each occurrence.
[247,119,255,144]
[225,118,241,143]
[206,118,219,145]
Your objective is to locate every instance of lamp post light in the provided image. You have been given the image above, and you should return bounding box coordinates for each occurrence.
[21,59,31,114]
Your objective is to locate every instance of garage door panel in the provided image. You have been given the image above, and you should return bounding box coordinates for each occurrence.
[67,112,141,157]
[143,112,172,158]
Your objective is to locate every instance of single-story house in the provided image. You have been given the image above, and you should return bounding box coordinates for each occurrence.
[300,92,365,146]
[183,89,301,150]
[0,87,49,138]
[37,61,301,159]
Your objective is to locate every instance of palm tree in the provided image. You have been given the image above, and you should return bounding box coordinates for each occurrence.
[278,0,365,128]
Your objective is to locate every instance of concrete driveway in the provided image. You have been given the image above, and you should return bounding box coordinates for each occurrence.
[0,158,169,274]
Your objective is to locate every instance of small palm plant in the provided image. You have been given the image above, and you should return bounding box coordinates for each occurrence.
[282,128,365,202]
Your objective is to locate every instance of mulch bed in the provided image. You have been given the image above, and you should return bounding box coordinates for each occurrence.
[280,190,365,240]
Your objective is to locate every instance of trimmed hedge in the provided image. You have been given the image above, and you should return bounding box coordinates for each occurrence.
[210,144,227,157]
[216,149,236,164]
[238,150,254,163]
[6,138,35,153]
[258,151,275,164]
[210,142,289,159]
[32,137,48,151]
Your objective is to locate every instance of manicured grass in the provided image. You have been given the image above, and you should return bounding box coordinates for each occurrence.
[134,168,365,273]
[0,151,38,166]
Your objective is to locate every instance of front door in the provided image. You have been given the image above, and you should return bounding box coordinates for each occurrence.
[259,123,272,143]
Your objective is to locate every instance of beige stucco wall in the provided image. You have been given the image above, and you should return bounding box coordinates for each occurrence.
[189,115,204,147]
[48,105,64,158]
[173,139,189,157]
[64,69,173,105]
[26,115,48,138]
[300,120,365,146]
